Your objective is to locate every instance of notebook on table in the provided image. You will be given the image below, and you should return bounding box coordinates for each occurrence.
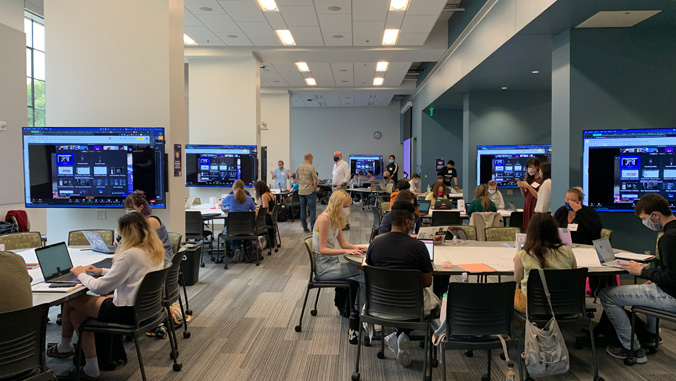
[35,242,80,283]
[558,228,573,247]
[82,231,117,254]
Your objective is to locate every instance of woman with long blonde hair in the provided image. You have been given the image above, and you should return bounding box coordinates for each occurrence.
[47,213,165,379]
[312,190,365,344]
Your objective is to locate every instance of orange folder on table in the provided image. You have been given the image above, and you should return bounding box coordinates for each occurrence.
[457,263,496,273]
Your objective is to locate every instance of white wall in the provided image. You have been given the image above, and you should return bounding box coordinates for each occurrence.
[291,105,403,179]
[261,91,291,188]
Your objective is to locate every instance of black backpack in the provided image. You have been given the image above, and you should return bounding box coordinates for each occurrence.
[0,221,18,235]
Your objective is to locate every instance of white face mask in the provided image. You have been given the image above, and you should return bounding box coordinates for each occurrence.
[527,168,537,176]
[539,170,543,178]
[642,213,662,231]
[342,207,351,218]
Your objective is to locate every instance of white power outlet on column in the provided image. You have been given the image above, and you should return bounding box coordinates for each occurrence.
[97,210,106,220]
[0,121,7,131]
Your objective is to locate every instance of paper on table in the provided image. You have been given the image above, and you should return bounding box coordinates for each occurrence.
[457,263,496,273]
[614,252,656,261]
[32,283,84,293]
[485,263,514,272]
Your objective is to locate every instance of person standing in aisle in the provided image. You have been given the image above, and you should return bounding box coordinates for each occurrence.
[437,160,459,191]
[534,162,552,213]
[271,160,289,190]
[517,157,543,230]
[296,153,318,233]
[386,155,399,182]
[332,151,352,229]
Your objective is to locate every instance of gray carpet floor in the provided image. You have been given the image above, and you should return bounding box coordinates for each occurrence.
[45,204,676,380]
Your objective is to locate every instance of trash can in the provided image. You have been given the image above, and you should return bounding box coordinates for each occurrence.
[180,243,202,286]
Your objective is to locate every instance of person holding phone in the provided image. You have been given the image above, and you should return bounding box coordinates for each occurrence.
[516,157,542,230]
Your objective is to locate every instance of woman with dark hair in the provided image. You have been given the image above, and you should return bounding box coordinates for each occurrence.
[379,190,421,235]
[534,162,552,213]
[124,190,173,266]
[254,181,277,248]
[513,213,577,312]
[517,157,543,230]
[467,184,497,217]
[553,187,602,245]
[425,182,448,208]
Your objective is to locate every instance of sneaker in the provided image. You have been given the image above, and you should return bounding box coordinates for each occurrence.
[606,345,647,364]
[303,228,310,233]
[348,329,359,345]
[384,332,398,356]
[644,335,663,349]
[397,333,412,367]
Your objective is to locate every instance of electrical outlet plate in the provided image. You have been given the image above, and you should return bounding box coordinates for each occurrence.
[0,121,7,131]
[96,210,106,220]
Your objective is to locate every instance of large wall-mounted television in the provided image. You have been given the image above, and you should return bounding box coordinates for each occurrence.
[185,144,258,187]
[349,155,383,177]
[477,144,552,187]
[22,127,166,208]
[583,128,676,212]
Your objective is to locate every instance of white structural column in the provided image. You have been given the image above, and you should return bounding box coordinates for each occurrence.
[44,0,186,241]
[261,90,291,187]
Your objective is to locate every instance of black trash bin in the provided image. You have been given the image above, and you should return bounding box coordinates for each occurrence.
[180,243,202,286]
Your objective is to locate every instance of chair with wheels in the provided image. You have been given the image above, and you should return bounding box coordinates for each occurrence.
[76,268,175,381]
[167,232,182,255]
[255,207,272,257]
[185,211,212,264]
[165,248,191,349]
[515,268,602,381]
[508,212,524,229]
[352,266,433,381]
[438,281,521,381]
[431,211,461,226]
[370,206,382,242]
[601,228,613,243]
[294,237,354,333]
[283,191,300,221]
[0,303,54,381]
[0,232,43,250]
[217,211,257,269]
[68,229,115,246]
[626,306,676,365]
[449,225,477,240]
[266,205,282,252]
[485,227,521,242]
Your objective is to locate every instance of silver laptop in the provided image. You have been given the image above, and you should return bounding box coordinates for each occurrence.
[593,238,626,268]
[35,242,80,283]
[82,231,117,254]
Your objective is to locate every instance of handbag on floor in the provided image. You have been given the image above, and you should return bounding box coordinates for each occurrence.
[521,269,569,377]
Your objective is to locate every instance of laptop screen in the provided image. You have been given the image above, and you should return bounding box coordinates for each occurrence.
[593,238,615,263]
[421,239,434,261]
[35,242,73,280]
[558,228,573,247]
[418,200,431,214]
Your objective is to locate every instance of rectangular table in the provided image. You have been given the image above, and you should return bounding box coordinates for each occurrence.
[422,208,515,219]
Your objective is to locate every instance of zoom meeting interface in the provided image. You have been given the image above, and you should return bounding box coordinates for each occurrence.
[185,145,258,187]
[349,155,382,177]
[23,128,166,208]
[476,146,551,187]
[583,129,676,211]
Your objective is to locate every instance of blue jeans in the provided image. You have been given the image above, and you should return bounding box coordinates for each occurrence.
[299,192,317,231]
[600,283,675,350]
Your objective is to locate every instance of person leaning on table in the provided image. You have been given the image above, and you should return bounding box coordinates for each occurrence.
[600,194,676,365]
[552,187,602,245]
[513,213,577,313]
[0,251,32,314]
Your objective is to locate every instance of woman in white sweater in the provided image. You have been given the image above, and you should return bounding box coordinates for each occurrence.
[534,162,552,213]
[47,212,165,380]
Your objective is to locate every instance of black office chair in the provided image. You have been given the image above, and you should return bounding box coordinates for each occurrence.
[283,191,301,221]
[508,211,524,229]
[515,268,602,381]
[439,281,521,381]
[431,211,461,226]
[76,268,173,381]
[185,211,212,263]
[626,306,676,365]
[255,207,273,257]
[165,248,191,344]
[267,205,282,252]
[0,303,54,381]
[370,206,381,242]
[295,237,355,333]
[218,211,257,269]
[167,232,193,316]
[352,266,433,381]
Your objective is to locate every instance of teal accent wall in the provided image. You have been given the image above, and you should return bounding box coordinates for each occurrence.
[420,109,463,191]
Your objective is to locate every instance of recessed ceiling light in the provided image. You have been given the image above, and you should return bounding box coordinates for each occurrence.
[305,78,317,86]
[389,0,409,11]
[341,80,348,83]
[183,34,197,45]
[332,35,344,39]
[275,30,296,46]
[501,86,508,90]
[382,29,400,46]
[339,69,348,72]
[373,77,384,86]
[199,6,213,11]
[328,6,341,11]
[274,80,281,83]
[376,61,389,72]
[227,35,238,39]
[256,0,279,12]
[295,62,310,72]
[531,70,540,74]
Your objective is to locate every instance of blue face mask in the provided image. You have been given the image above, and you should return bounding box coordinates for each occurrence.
[389,159,394,164]
[564,201,573,211]
[488,189,496,195]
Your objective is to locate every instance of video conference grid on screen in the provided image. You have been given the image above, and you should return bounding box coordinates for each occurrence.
[22,127,166,208]
[583,129,676,211]
[184,145,258,187]
[476,145,552,187]
[349,155,382,177]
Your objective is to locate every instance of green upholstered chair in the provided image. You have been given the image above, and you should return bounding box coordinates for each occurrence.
[168,232,182,255]
[449,225,477,240]
[484,227,521,242]
[67,229,115,246]
[600,228,613,243]
[0,232,43,250]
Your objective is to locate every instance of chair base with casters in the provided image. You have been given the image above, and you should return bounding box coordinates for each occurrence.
[625,306,676,365]
[267,205,282,253]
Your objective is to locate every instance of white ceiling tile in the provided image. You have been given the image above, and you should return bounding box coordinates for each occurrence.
[400,15,438,34]
[218,0,266,22]
[215,32,254,46]
[323,94,341,107]
[317,14,351,33]
[353,21,385,37]
[405,0,447,16]
[353,0,388,22]
[278,0,314,6]
[279,6,319,27]
[384,11,405,29]
[185,0,226,15]
[339,94,354,106]
[239,21,277,39]
[355,94,370,107]
[382,62,410,87]
[264,11,288,29]
[184,10,203,27]
[314,0,351,15]
[397,33,428,45]
[250,38,282,46]
[353,37,382,46]
[261,78,270,87]
[375,94,394,106]
[323,33,352,46]
[354,62,376,87]
[288,26,324,46]
[184,26,223,43]
[194,14,242,33]
[331,63,353,86]
[273,63,307,87]
[261,66,288,86]
[308,63,335,87]
[291,95,307,107]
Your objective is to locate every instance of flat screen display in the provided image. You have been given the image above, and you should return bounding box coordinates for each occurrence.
[185,144,258,187]
[22,127,166,208]
[476,145,551,187]
[582,128,676,211]
[349,155,382,177]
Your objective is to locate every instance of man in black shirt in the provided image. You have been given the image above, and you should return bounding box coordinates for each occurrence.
[366,201,437,367]
[385,155,399,182]
[601,194,676,364]
[437,160,459,190]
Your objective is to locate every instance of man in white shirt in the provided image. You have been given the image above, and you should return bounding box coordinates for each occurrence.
[332,151,351,191]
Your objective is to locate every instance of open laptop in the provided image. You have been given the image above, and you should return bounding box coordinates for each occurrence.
[435,199,453,209]
[593,238,626,268]
[35,242,80,283]
[185,196,196,209]
[421,239,434,262]
[509,202,517,211]
[417,226,449,240]
[82,231,117,254]
[558,228,573,247]
[417,200,431,215]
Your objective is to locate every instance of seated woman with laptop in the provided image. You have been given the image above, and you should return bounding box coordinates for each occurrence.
[379,190,421,235]
[552,187,602,245]
[467,184,497,217]
[47,213,165,380]
[425,182,448,208]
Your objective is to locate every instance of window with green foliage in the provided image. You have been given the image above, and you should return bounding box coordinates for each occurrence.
[25,14,45,127]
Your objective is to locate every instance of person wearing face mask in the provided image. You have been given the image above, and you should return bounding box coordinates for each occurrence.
[271,160,289,190]
[408,173,424,195]
[313,190,366,344]
[487,180,505,209]
[332,151,351,192]
[366,200,439,367]
[516,157,542,230]
[600,194,676,364]
[386,155,399,182]
[552,187,602,245]
[437,160,459,190]
[382,171,394,185]
[534,162,552,213]
[425,182,448,207]
[287,173,299,192]
[378,190,421,235]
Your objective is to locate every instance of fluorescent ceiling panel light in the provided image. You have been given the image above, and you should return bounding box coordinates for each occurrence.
[373,77,384,86]
[501,86,508,90]
[295,62,310,72]
[275,30,296,46]
[183,34,197,45]
[305,78,317,86]
[382,29,400,46]
[376,61,389,72]
[390,0,409,11]
[576,10,661,28]
[256,0,279,11]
